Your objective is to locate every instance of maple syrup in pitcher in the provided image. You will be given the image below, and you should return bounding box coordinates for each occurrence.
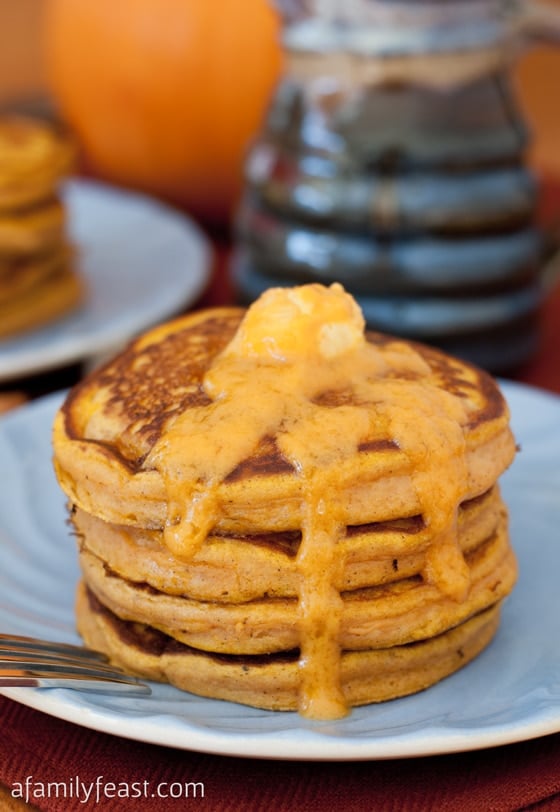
[232,0,560,371]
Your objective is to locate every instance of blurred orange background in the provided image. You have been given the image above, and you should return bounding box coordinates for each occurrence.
[1,0,559,195]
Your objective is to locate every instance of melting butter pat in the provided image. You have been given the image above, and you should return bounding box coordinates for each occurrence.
[221,283,367,363]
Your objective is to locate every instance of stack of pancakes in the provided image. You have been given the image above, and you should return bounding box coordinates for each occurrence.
[0,115,82,339]
[52,284,517,718]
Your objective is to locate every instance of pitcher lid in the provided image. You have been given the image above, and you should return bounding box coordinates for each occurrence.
[274,0,528,56]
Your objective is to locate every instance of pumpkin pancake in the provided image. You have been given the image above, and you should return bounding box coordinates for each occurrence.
[80,516,516,654]
[0,115,82,340]
[72,486,504,603]
[0,197,65,256]
[53,283,517,719]
[53,306,516,535]
[0,116,75,212]
[76,583,502,712]
[0,259,83,339]
[77,512,515,655]
[0,246,70,305]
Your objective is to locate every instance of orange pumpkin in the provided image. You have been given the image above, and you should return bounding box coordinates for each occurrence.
[44,0,283,225]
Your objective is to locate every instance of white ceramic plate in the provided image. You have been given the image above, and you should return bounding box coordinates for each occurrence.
[1,381,559,761]
[0,179,211,383]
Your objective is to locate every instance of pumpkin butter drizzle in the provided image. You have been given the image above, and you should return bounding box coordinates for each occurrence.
[147,283,471,720]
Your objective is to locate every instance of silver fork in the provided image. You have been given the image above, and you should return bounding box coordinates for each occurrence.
[0,633,151,695]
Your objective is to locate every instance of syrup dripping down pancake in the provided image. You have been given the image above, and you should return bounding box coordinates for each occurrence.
[72,487,504,602]
[77,514,515,655]
[76,584,502,712]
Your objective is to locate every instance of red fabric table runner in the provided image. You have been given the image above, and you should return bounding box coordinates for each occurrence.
[1,692,560,812]
[1,223,560,811]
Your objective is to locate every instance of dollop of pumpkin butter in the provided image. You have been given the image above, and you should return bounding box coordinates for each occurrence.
[147,282,472,720]
[214,282,370,363]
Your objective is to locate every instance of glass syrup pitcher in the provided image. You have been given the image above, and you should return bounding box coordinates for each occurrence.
[232,0,560,372]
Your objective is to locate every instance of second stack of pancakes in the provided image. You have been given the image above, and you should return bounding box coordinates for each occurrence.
[0,115,82,339]
[52,283,517,719]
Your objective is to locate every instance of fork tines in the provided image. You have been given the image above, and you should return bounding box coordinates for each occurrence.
[0,633,151,695]
[0,633,108,661]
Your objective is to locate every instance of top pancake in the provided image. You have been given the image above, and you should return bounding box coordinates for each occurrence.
[53,303,516,534]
